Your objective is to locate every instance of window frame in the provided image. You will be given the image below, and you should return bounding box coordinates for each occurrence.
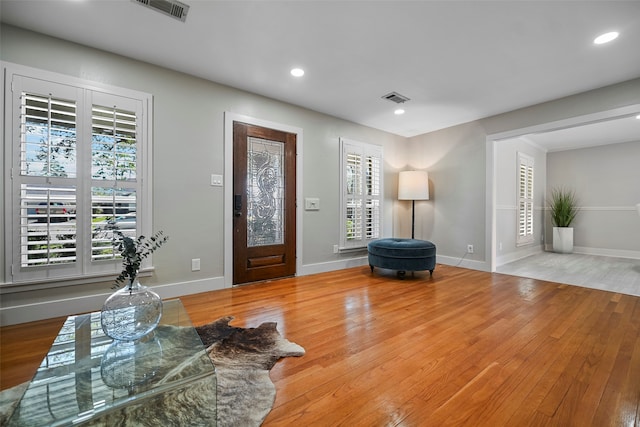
[3,62,154,286]
[516,151,534,246]
[339,137,383,250]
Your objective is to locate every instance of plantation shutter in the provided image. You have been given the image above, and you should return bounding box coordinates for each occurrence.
[14,78,81,276]
[364,151,381,240]
[340,138,383,249]
[90,96,140,264]
[517,152,534,246]
[6,65,150,284]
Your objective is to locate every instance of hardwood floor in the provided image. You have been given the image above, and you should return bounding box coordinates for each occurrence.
[2,264,640,426]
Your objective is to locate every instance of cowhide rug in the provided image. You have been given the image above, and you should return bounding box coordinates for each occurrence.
[0,316,304,427]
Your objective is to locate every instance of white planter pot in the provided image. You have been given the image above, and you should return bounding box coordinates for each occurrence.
[553,227,574,254]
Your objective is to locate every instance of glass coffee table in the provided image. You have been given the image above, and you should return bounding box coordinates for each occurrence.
[6,299,216,426]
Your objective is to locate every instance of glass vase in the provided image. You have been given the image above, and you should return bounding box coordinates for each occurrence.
[100,336,163,390]
[101,278,163,341]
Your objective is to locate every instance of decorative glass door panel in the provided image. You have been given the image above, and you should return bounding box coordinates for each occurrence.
[247,137,284,247]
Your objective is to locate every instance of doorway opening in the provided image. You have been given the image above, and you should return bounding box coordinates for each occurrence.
[486,104,640,274]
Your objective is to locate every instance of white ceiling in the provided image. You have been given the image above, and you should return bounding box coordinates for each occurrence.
[1,0,640,142]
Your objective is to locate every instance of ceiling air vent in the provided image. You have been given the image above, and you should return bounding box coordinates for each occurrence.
[132,0,190,22]
[381,91,410,104]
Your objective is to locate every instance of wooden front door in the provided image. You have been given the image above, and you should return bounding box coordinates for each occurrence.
[232,122,296,285]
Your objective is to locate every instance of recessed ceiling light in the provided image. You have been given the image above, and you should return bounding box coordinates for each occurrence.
[394,108,405,115]
[290,68,304,77]
[594,31,619,45]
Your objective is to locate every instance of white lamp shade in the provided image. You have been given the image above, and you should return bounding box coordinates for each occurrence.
[398,170,429,200]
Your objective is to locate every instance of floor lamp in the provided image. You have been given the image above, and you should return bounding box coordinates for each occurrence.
[398,170,430,239]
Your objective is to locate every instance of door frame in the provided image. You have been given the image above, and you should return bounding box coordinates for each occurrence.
[224,112,303,287]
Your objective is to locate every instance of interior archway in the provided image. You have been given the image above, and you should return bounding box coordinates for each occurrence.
[486,105,640,294]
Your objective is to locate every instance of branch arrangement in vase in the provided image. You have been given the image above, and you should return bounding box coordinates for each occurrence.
[107,223,169,289]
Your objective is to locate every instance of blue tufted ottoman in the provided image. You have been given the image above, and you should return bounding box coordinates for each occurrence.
[368,238,436,278]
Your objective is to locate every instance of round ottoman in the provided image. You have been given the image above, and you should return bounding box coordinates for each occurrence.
[368,238,436,278]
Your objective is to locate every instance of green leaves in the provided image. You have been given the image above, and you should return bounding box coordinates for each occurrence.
[108,225,169,288]
[549,187,578,227]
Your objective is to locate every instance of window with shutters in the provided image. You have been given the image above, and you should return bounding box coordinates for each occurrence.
[3,63,152,284]
[339,138,383,250]
[516,152,534,246]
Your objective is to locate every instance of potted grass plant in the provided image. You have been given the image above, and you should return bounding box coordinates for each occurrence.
[549,187,579,253]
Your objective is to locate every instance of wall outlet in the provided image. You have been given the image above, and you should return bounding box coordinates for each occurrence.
[191,258,201,271]
[467,244,474,254]
[333,245,339,254]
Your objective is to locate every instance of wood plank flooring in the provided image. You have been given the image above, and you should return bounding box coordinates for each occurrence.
[2,264,640,426]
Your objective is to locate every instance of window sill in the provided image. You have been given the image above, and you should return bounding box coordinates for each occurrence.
[0,268,155,294]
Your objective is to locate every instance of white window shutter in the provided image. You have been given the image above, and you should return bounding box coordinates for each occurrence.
[516,152,534,246]
[5,64,151,284]
[340,138,383,249]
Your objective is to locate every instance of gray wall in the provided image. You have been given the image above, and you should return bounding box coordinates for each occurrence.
[407,78,640,270]
[495,139,547,264]
[405,121,488,267]
[1,23,640,324]
[0,25,406,324]
[547,140,640,255]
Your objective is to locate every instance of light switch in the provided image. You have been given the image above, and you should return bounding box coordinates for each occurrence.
[210,174,223,187]
[305,198,320,211]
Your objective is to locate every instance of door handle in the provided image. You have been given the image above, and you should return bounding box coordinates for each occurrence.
[234,194,242,217]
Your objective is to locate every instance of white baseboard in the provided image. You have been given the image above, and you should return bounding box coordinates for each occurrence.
[301,253,492,275]
[0,277,226,327]
[436,255,490,272]
[299,256,369,276]
[153,276,227,299]
[496,245,544,267]
[2,252,501,326]
[543,244,640,260]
